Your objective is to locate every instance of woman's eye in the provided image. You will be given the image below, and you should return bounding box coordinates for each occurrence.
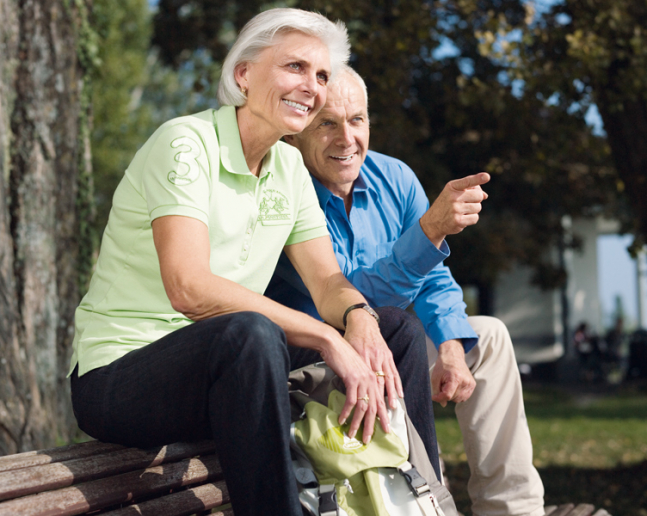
[289,63,301,71]
[317,72,329,84]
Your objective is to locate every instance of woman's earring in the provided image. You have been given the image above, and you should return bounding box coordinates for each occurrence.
[241,87,248,97]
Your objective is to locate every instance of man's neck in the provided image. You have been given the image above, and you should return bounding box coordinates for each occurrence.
[327,182,354,216]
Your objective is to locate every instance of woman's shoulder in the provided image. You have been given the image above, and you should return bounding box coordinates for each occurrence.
[269,139,309,173]
[154,109,219,139]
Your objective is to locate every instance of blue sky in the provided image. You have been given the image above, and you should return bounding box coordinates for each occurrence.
[597,235,638,330]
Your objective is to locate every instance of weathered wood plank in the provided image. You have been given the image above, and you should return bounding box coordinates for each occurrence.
[592,509,612,516]
[544,506,557,515]
[98,480,230,516]
[547,504,575,516]
[0,455,223,516]
[0,441,216,501]
[569,503,596,516]
[0,441,125,474]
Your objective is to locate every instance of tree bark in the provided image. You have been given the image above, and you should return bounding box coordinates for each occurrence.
[596,94,647,244]
[0,0,91,455]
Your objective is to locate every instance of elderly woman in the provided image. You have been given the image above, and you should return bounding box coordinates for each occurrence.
[69,8,437,516]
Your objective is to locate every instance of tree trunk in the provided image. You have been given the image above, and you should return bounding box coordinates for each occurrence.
[0,0,92,455]
[596,94,647,245]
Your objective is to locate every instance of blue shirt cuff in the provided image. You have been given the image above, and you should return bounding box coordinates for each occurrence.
[427,316,478,353]
[393,221,450,277]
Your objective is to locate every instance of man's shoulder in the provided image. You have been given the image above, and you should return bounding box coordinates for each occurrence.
[361,151,419,190]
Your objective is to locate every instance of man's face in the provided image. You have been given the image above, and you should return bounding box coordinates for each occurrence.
[287,74,369,197]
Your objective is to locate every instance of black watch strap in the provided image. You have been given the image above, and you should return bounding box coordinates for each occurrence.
[342,303,380,328]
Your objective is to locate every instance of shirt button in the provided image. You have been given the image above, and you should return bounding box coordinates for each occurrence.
[243,244,249,251]
[246,228,252,234]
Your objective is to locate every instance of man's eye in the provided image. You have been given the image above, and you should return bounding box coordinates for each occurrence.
[320,121,332,127]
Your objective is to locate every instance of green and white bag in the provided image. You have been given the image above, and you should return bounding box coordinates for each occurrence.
[288,362,458,516]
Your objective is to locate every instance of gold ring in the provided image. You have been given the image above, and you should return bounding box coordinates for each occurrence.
[375,371,386,378]
[359,396,370,403]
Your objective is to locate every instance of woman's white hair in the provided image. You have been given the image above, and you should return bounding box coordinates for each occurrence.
[217,8,350,106]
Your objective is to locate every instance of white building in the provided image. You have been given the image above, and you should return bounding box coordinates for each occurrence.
[491,217,646,364]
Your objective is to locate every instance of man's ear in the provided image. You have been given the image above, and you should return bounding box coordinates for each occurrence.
[284,134,298,147]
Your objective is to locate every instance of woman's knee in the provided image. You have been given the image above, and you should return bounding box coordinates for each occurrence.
[203,311,289,373]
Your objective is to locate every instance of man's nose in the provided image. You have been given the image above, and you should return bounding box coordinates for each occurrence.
[335,123,353,146]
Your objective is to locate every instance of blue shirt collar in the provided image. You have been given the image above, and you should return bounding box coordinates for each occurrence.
[311,170,369,213]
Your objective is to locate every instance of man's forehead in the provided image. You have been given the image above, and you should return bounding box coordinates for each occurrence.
[324,77,367,111]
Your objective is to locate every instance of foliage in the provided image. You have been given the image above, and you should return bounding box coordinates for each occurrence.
[90,0,153,233]
[294,0,620,291]
[435,385,647,515]
[472,0,647,250]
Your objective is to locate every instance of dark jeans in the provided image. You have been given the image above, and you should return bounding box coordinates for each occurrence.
[71,307,438,516]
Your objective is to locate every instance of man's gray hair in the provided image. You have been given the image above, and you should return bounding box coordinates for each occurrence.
[332,64,369,110]
[217,8,350,106]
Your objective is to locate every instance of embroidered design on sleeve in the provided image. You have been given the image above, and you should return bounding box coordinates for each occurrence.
[168,136,201,186]
[258,189,291,221]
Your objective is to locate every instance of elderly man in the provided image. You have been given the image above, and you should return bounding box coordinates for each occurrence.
[265,64,545,516]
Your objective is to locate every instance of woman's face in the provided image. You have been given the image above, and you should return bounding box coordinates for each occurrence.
[236,31,331,138]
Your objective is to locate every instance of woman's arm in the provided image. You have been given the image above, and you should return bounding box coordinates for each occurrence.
[284,237,405,407]
[152,214,390,443]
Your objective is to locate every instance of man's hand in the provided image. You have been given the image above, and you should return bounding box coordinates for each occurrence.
[431,339,476,407]
[420,173,490,248]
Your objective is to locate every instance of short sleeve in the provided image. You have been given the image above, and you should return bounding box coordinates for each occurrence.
[284,162,328,246]
[139,125,212,227]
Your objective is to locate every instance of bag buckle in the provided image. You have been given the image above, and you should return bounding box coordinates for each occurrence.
[319,484,339,516]
[398,464,431,497]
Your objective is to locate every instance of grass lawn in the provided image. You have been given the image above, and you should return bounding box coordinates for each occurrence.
[434,383,647,516]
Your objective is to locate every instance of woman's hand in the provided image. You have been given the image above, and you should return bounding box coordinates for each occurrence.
[318,328,389,444]
[343,308,404,413]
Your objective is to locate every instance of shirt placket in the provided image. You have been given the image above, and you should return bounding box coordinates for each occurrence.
[239,174,264,263]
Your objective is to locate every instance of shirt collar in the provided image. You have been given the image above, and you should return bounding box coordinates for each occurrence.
[310,169,369,213]
[215,105,273,178]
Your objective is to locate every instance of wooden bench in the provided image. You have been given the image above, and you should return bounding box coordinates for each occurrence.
[0,439,613,516]
[545,505,611,516]
[0,439,232,515]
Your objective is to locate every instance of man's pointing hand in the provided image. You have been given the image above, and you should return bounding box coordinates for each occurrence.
[420,172,490,248]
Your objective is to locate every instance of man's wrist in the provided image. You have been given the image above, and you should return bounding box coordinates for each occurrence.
[438,339,465,357]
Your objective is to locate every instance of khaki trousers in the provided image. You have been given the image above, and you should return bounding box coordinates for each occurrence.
[427,316,545,516]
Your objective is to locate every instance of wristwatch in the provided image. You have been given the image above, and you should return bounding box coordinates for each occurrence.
[342,303,380,328]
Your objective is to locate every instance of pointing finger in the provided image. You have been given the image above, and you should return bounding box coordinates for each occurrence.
[450,172,490,192]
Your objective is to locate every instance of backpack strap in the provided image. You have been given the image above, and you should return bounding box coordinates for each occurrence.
[398,461,446,516]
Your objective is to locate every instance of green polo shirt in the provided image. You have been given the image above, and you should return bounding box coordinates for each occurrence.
[70,106,328,376]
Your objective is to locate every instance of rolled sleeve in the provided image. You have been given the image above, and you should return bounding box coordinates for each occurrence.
[348,222,449,309]
[413,264,478,352]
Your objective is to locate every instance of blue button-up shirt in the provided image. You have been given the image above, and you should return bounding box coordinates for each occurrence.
[265,150,478,351]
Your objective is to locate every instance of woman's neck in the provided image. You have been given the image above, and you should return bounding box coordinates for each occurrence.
[235,106,281,177]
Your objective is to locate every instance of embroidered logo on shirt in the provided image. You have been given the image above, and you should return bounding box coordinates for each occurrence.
[168,136,201,186]
[258,189,290,222]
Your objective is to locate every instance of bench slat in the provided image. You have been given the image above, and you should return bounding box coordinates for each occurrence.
[98,480,230,516]
[568,504,596,516]
[547,505,575,516]
[0,455,223,516]
[0,441,126,474]
[0,441,216,502]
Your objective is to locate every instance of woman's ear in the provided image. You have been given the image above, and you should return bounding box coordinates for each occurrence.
[234,62,249,92]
